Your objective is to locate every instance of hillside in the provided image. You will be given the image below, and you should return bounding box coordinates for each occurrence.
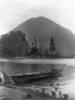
[14,16,75,57]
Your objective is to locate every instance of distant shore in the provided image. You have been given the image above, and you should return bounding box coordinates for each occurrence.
[0,58,75,66]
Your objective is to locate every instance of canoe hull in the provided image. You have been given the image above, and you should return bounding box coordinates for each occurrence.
[10,69,62,85]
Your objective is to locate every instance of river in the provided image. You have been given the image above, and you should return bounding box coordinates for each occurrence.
[0,58,75,100]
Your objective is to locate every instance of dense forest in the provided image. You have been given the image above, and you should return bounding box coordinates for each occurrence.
[0,30,68,58]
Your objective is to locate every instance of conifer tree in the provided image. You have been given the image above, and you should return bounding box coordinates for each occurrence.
[50,37,56,55]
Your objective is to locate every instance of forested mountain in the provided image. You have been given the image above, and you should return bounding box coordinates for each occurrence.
[14,16,75,57]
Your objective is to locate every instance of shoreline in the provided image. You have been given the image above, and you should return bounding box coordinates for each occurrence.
[0,84,68,100]
[0,58,75,66]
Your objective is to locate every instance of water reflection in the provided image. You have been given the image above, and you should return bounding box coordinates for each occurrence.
[0,62,63,75]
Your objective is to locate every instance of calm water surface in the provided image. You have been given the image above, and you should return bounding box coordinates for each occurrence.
[0,59,75,100]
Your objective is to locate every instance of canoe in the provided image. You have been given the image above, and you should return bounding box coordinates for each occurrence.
[10,68,63,85]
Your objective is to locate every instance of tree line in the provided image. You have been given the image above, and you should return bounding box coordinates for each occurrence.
[28,37,56,57]
[0,30,57,58]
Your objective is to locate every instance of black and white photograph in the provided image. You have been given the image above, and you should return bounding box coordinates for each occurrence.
[0,0,75,100]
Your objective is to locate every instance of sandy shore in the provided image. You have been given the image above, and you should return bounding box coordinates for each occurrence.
[0,85,67,100]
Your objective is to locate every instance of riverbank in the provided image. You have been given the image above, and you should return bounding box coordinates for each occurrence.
[0,84,68,100]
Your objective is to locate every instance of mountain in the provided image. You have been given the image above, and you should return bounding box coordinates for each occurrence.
[14,16,75,57]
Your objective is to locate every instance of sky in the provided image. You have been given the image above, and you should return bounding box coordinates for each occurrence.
[0,0,75,35]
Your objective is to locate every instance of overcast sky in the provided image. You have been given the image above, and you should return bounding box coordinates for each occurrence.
[0,0,75,35]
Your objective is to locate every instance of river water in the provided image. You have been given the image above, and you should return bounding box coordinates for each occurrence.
[0,59,75,100]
